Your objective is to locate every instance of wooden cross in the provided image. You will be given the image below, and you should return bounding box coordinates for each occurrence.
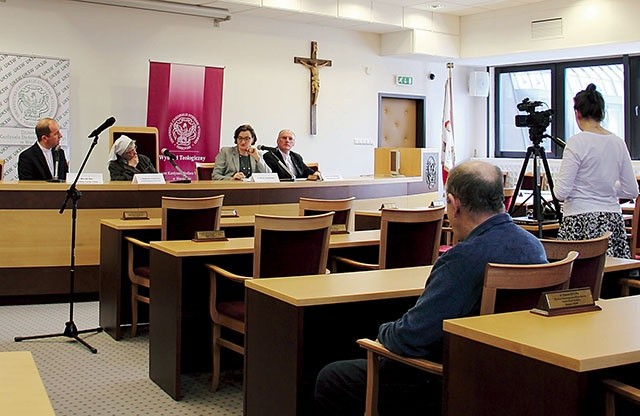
[294,41,332,135]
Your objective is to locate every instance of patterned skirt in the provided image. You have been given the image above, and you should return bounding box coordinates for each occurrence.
[557,211,630,258]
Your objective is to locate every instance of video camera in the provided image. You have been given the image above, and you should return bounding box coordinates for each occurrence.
[514,98,553,130]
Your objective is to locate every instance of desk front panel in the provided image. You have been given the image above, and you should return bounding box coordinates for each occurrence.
[1,178,435,301]
[245,287,419,416]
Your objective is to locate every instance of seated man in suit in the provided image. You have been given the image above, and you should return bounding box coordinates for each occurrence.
[314,160,548,415]
[263,129,320,180]
[212,124,270,180]
[18,117,68,181]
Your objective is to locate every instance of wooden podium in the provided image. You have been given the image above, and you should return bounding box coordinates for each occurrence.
[374,147,440,193]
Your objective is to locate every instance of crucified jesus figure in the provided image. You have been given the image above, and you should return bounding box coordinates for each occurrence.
[295,41,332,107]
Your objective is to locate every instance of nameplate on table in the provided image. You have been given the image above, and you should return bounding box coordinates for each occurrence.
[380,203,398,210]
[322,173,343,181]
[221,209,239,218]
[132,173,166,184]
[66,173,104,184]
[193,230,227,242]
[330,224,349,234]
[430,200,445,208]
[122,211,149,220]
[531,287,601,317]
[251,173,280,183]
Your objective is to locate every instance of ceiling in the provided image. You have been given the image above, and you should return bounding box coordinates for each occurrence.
[102,0,549,34]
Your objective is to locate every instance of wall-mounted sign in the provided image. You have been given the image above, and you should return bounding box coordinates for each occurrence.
[395,75,413,86]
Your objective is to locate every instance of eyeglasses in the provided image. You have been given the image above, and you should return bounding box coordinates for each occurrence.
[237,137,252,142]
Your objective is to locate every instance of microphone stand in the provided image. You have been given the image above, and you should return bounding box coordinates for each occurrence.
[167,158,191,183]
[15,134,103,353]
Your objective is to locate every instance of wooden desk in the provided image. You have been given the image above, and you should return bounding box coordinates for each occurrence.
[1,177,434,301]
[244,266,431,415]
[98,215,255,340]
[0,351,56,415]
[443,295,640,416]
[148,229,382,400]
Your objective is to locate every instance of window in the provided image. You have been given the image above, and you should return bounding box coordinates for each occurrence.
[494,57,632,158]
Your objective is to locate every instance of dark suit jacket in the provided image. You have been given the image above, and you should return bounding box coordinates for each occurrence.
[263,149,315,180]
[18,142,68,181]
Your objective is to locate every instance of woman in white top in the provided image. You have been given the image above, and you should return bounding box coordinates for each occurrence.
[555,83,638,257]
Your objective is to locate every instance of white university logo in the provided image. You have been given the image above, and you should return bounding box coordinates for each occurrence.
[9,76,57,127]
[169,113,201,150]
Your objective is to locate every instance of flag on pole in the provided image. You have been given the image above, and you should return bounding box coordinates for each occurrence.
[441,68,455,186]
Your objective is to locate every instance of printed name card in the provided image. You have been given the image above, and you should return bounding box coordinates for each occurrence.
[531,288,601,317]
[251,173,280,183]
[66,173,104,184]
[132,173,166,184]
[322,173,343,181]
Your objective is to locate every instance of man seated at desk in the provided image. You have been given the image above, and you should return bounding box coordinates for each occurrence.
[263,129,320,180]
[18,117,69,181]
[314,160,548,415]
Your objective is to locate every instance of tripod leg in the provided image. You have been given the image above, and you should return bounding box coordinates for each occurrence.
[509,146,535,215]
[538,149,562,219]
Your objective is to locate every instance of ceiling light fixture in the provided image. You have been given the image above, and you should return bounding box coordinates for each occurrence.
[71,0,231,25]
[429,4,445,10]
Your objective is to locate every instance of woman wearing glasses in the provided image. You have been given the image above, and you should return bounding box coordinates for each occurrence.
[212,124,270,180]
[108,135,157,181]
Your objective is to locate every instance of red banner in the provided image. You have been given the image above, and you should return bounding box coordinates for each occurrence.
[147,62,224,181]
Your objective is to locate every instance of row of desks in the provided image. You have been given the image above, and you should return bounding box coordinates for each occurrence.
[99,215,640,412]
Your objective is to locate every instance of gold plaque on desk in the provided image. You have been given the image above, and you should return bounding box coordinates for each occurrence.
[330,224,349,234]
[193,230,227,242]
[531,287,601,317]
[221,209,238,218]
[122,211,149,220]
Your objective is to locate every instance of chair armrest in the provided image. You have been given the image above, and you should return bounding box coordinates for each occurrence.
[602,378,640,405]
[206,263,252,284]
[330,255,379,272]
[619,278,640,290]
[124,236,151,250]
[357,338,443,376]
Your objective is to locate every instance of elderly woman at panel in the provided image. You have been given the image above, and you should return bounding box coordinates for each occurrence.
[212,124,270,180]
[554,83,638,257]
[108,135,157,181]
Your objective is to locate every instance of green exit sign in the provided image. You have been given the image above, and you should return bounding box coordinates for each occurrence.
[395,75,413,86]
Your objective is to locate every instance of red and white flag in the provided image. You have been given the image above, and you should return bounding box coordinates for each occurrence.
[441,77,455,184]
[147,62,224,181]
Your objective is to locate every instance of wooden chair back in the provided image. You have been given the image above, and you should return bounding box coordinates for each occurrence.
[161,195,224,240]
[253,212,334,278]
[480,251,578,315]
[0,159,4,180]
[379,207,445,269]
[306,162,319,173]
[539,232,611,299]
[195,162,216,180]
[298,196,355,232]
[503,187,515,212]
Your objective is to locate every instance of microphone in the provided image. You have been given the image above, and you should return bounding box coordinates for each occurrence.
[257,144,277,152]
[161,148,177,160]
[49,145,61,182]
[88,117,116,138]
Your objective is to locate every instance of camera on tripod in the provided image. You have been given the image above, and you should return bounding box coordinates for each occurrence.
[514,98,553,131]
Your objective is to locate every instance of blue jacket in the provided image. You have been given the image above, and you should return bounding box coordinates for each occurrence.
[378,213,547,360]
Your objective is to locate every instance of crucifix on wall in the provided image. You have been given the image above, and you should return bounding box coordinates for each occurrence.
[294,41,332,135]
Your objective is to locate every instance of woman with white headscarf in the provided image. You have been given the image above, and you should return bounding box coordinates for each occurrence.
[108,135,157,181]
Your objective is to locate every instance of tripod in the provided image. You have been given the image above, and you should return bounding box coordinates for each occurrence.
[15,134,103,353]
[508,128,563,237]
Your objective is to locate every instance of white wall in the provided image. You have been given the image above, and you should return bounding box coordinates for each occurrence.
[0,0,481,179]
